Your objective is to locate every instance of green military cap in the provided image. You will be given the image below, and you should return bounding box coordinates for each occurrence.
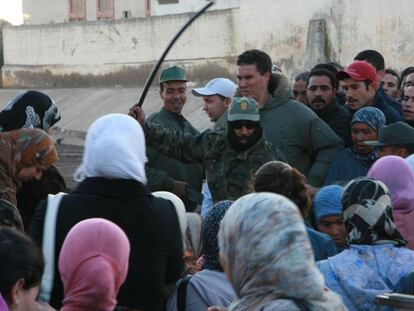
[227,97,260,122]
[159,66,188,83]
[364,121,414,146]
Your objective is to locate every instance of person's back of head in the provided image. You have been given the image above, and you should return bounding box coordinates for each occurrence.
[254,161,310,218]
[58,218,130,311]
[367,155,414,212]
[218,192,338,310]
[74,113,147,184]
[0,227,44,309]
[0,90,61,132]
[184,212,203,273]
[354,49,385,72]
[202,200,233,272]
[342,177,406,246]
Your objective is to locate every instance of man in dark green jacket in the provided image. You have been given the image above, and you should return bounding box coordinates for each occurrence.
[146,66,204,211]
[130,97,286,203]
[236,50,343,186]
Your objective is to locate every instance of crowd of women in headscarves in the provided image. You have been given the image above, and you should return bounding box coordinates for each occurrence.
[1,90,414,311]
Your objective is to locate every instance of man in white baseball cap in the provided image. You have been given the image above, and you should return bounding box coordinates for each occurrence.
[192,78,236,130]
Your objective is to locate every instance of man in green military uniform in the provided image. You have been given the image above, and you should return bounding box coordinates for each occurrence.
[130,97,287,203]
[146,66,204,211]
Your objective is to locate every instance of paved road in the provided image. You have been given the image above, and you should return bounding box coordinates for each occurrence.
[0,87,214,189]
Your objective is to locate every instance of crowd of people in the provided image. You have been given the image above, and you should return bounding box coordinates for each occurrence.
[0,48,414,311]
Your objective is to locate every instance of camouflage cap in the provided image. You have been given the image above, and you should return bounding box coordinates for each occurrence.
[227,97,260,122]
[159,66,188,83]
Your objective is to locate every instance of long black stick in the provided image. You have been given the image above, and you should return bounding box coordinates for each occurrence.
[136,1,215,107]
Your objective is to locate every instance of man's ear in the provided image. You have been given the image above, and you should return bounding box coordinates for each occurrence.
[398,148,409,158]
[396,89,402,99]
[263,71,271,83]
[224,97,232,109]
[10,278,25,307]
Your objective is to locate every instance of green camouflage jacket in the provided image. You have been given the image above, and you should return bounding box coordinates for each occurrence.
[144,121,285,202]
[146,108,204,210]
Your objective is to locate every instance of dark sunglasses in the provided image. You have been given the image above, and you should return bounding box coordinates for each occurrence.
[230,121,259,129]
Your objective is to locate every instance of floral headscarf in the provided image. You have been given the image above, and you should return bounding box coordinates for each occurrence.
[0,128,57,205]
[219,192,344,311]
[342,177,406,246]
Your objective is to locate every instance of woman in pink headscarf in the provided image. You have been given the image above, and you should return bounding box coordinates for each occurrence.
[367,155,414,249]
[58,218,131,311]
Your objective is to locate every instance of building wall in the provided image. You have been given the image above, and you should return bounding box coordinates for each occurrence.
[5,0,414,87]
[2,8,240,87]
[22,0,147,24]
[152,0,240,16]
[22,0,239,24]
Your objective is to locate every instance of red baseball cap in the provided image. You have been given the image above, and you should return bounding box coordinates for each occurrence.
[336,60,377,83]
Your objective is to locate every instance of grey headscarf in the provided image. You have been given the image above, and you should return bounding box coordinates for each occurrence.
[218,192,346,311]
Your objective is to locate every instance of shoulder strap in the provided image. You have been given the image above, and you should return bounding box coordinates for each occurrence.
[177,275,192,311]
[39,192,66,302]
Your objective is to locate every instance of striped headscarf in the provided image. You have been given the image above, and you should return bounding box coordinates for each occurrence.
[0,128,57,205]
[342,177,406,246]
[219,192,345,311]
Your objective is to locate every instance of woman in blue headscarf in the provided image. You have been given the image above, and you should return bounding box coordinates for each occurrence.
[324,107,386,185]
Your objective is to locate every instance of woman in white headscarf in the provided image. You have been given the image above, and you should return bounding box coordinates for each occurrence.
[217,192,346,311]
[29,114,184,311]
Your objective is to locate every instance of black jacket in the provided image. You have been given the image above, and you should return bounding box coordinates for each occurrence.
[314,100,352,147]
[29,177,184,311]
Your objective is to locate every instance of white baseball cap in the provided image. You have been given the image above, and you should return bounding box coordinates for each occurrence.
[192,78,236,98]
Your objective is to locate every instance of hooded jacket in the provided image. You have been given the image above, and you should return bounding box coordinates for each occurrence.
[259,73,343,186]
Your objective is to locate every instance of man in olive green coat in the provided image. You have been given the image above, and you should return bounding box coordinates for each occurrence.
[236,50,343,186]
[131,97,286,203]
[146,66,204,211]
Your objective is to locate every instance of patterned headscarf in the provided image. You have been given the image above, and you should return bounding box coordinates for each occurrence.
[0,199,24,230]
[0,90,61,132]
[342,177,406,246]
[219,193,341,311]
[59,218,130,311]
[351,107,386,132]
[202,200,233,272]
[0,129,58,205]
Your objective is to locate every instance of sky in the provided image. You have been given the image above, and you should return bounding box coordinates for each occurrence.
[0,0,23,25]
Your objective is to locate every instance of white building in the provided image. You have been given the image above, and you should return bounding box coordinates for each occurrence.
[22,0,240,25]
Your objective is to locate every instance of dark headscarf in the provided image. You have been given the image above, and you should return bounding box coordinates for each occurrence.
[202,200,233,271]
[342,177,406,246]
[0,199,24,230]
[0,90,61,132]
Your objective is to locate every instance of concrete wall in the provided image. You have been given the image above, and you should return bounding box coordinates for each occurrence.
[5,0,414,87]
[2,8,240,87]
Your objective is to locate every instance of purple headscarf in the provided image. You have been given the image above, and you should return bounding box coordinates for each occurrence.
[0,294,7,311]
[367,155,414,212]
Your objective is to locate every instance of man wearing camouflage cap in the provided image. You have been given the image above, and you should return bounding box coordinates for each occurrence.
[145,66,204,211]
[130,97,286,203]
